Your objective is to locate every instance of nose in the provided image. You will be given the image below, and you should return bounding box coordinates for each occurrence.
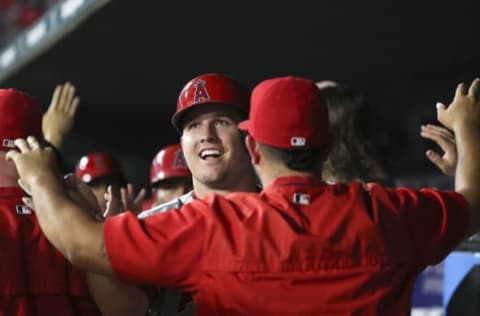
[200,122,218,143]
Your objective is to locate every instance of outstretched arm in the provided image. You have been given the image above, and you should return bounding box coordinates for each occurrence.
[436,79,480,236]
[6,137,112,274]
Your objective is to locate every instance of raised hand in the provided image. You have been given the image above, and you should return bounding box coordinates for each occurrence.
[420,124,457,176]
[436,79,480,131]
[103,185,124,218]
[120,183,146,215]
[42,82,80,148]
[103,184,146,218]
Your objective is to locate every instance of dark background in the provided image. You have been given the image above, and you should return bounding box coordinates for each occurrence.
[2,0,479,190]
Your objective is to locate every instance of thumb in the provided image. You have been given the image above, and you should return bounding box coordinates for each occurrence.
[436,102,447,124]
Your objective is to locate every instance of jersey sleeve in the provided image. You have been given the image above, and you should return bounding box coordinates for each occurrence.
[103,201,207,292]
[367,183,470,266]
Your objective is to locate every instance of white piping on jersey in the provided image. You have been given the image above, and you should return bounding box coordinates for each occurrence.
[138,191,195,219]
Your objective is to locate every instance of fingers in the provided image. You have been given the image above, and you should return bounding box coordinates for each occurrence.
[105,185,123,217]
[104,186,115,218]
[26,136,40,150]
[425,150,446,171]
[14,138,30,152]
[47,82,79,114]
[56,82,77,112]
[6,137,49,165]
[49,85,62,110]
[120,187,128,210]
[421,124,454,140]
[454,82,467,99]
[5,149,19,162]
[468,78,480,98]
[452,78,480,99]
[128,183,135,198]
[63,84,76,112]
[11,136,41,153]
[57,82,70,111]
[69,97,80,116]
[420,125,455,150]
[134,188,147,206]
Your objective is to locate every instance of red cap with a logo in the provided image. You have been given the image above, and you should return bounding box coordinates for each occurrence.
[150,144,191,185]
[238,76,329,149]
[172,73,249,131]
[0,89,43,151]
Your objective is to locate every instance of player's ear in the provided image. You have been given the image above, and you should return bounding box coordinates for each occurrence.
[245,135,260,165]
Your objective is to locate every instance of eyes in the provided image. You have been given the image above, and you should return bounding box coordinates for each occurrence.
[185,118,233,131]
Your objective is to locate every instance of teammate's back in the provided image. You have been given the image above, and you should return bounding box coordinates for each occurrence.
[0,88,100,316]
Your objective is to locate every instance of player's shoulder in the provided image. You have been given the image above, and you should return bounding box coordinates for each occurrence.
[138,191,195,219]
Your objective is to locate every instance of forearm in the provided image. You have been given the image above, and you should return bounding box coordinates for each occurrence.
[454,124,480,235]
[29,171,112,274]
[86,272,149,316]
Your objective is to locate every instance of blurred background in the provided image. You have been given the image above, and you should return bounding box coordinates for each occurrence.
[1,2,479,314]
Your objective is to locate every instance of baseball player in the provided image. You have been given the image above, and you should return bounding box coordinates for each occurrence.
[0,89,101,316]
[139,72,258,216]
[10,76,480,315]
[138,73,258,315]
[76,73,259,316]
[75,151,128,213]
[148,144,192,207]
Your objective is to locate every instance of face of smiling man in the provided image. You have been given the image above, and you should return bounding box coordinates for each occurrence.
[180,103,256,198]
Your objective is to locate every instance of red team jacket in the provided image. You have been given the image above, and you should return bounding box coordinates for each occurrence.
[105,176,469,315]
[0,187,100,316]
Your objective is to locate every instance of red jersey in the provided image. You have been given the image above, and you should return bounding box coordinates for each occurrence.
[105,177,469,315]
[0,187,100,316]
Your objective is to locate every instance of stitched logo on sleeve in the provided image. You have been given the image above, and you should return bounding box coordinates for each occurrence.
[3,139,15,148]
[193,79,210,103]
[293,193,310,205]
[16,205,32,215]
[290,137,306,147]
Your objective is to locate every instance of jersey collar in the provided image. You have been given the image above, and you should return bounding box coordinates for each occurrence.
[268,176,326,188]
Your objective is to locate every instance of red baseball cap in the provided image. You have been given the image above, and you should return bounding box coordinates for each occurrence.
[75,152,123,183]
[150,144,191,185]
[238,76,329,149]
[172,73,249,131]
[0,89,43,151]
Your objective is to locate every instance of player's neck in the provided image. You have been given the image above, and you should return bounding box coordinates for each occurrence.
[255,163,321,188]
[193,176,258,199]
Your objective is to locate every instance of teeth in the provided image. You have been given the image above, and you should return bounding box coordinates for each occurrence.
[200,149,221,159]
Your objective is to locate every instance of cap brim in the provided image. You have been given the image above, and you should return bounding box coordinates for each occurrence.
[237,120,250,132]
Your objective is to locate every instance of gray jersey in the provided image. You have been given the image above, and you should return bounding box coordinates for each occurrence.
[139,191,196,316]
